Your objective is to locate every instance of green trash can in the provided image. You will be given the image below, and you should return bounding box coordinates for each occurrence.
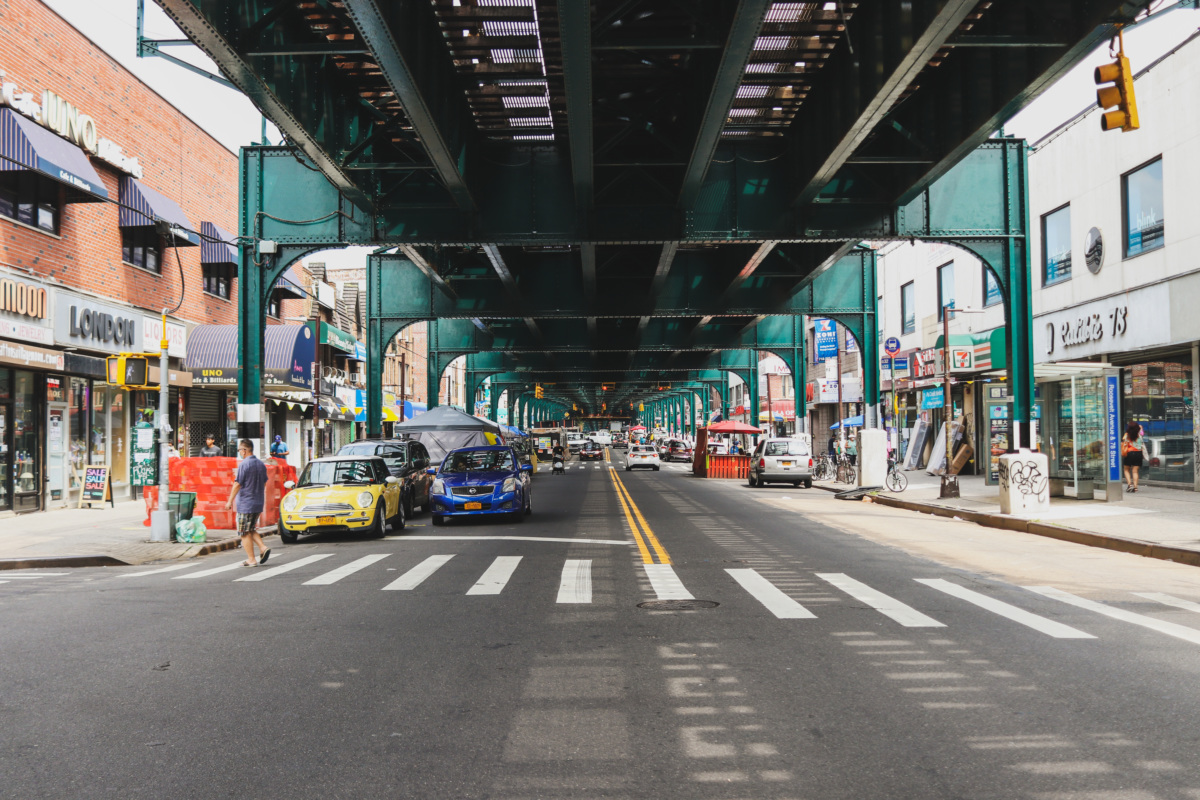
[168,491,197,521]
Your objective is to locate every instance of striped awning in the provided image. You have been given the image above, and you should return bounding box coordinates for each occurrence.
[200,221,238,267]
[118,176,200,246]
[186,324,315,389]
[0,108,108,202]
[273,264,307,300]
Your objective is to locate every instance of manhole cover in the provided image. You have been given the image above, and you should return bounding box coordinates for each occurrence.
[637,600,720,610]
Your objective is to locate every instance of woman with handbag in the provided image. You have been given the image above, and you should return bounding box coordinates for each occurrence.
[1121,422,1147,492]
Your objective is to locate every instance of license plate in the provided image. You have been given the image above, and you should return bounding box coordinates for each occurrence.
[464,502,482,510]
[1169,460,1184,467]
[316,516,336,525]
[781,461,791,466]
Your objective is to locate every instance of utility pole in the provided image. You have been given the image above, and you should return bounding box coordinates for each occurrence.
[399,351,407,422]
[149,313,171,542]
[836,342,845,482]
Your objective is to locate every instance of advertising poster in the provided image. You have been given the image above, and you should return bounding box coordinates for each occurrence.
[813,318,838,361]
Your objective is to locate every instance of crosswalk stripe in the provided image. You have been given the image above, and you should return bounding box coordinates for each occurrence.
[644,564,693,600]
[727,569,816,619]
[383,554,455,591]
[1026,586,1200,646]
[816,573,945,627]
[303,554,391,585]
[466,556,523,595]
[1134,592,1200,614]
[916,579,1094,639]
[236,554,332,582]
[557,559,592,603]
[175,558,280,580]
[121,564,196,578]
[0,573,69,579]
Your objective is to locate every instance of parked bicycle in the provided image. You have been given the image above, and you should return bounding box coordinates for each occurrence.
[835,453,856,485]
[885,455,907,492]
[813,454,834,481]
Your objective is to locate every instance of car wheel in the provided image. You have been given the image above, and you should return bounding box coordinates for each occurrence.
[525,489,532,515]
[653,465,660,471]
[371,505,387,538]
[390,501,405,531]
[279,523,298,544]
[804,479,813,489]
[625,466,631,472]
[793,481,801,488]
[431,514,445,527]
[404,491,414,520]
[748,474,757,487]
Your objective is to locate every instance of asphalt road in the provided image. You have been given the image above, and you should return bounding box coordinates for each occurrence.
[3,449,1199,799]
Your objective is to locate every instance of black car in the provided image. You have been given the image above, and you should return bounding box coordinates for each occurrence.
[336,438,434,517]
[580,441,604,460]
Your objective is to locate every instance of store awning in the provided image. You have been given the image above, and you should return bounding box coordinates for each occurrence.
[200,221,238,267]
[932,328,1006,371]
[830,415,864,430]
[318,396,356,422]
[118,176,200,245]
[273,264,307,300]
[186,324,315,389]
[0,108,108,202]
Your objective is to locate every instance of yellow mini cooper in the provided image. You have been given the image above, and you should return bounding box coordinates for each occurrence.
[279,456,403,543]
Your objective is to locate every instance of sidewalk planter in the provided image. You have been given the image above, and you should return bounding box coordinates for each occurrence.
[142,457,293,531]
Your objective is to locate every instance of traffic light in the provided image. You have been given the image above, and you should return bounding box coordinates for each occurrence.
[534,383,543,399]
[1095,32,1138,132]
[105,355,151,388]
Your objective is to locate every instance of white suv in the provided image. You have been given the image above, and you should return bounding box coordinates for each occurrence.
[748,437,813,488]
[589,430,613,446]
[625,444,661,471]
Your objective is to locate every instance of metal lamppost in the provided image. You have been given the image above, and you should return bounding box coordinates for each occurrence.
[940,305,984,498]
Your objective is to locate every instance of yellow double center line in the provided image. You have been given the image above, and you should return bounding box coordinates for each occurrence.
[608,466,671,565]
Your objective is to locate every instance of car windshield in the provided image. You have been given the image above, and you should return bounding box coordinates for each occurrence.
[765,440,808,457]
[442,449,515,473]
[300,460,378,487]
[339,442,405,471]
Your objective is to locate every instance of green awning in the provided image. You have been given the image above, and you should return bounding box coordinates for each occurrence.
[933,327,1005,371]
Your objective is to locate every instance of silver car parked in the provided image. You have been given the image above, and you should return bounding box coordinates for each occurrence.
[748,437,813,488]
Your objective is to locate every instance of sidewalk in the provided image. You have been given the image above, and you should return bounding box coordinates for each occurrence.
[819,469,1200,566]
[0,502,271,569]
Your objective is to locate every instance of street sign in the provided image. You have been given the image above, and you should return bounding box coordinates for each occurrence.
[884,337,900,355]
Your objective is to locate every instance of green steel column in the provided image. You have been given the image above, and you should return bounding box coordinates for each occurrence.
[427,351,442,410]
[720,373,730,420]
[1008,145,1036,449]
[748,355,760,434]
[365,264,383,439]
[862,249,880,426]
[794,316,808,434]
[489,385,502,422]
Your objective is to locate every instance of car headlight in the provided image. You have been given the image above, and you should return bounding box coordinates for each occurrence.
[502,477,516,493]
[357,491,374,509]
[282,493,299,512]
[431,478,445,495]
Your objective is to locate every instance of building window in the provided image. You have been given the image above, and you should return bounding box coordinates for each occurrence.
[1123,157,1164,258]
[983,265,1003,307]
[0,172,61,234]
[202,266,231,300]
[266,295,280,319]
[901,281,915,335]
[1042,204,1071,285]
[937,262,955,321]
[121,228,162,273]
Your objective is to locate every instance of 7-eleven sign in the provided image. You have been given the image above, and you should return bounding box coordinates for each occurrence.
[951,347,974,371]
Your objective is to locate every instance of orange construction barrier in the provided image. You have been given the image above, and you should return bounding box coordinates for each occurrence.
[706,454,752,480]
[144,457,293,531]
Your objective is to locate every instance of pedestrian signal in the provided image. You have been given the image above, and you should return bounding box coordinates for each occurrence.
[105,355,151,388]
[1095,32,1138,132]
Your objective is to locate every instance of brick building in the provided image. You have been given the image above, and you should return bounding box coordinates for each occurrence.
[0,0,240,511]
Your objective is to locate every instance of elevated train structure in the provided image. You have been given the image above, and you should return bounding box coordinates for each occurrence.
[154,0,1145,443]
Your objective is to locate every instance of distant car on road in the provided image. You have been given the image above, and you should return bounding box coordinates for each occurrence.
[588,430,613,446]
[566,432,586,453]
[664,439,693,463]
[612,433,628,449]
[580,441,604,460]
[748,437,813,488]
[625,444,661,471]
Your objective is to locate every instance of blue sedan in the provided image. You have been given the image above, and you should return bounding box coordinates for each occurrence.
[428,445,533,526]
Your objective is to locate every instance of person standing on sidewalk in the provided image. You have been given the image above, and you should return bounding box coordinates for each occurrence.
[199,434,222,457]
[270,434,290,459]
[1121,422,1147,493]
[225,439,271,566]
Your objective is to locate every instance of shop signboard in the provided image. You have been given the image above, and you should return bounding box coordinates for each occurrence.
[320,322,356,354]
[813,318,838,361]
[920,386,944,410]
[0,274,54,345]
[53,292,140,355]
[142,317,187,358]
[80,465,112,507]
[354,341,367,361]
[1034,282,1170,362]
[130,423,158,487]
[0,339,64,370]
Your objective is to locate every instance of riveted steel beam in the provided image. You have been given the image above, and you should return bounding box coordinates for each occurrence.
[559,0,594,222]
[342,0,477,214]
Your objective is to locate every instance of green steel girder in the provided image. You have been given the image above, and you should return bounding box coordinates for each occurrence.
[559,0,594,222]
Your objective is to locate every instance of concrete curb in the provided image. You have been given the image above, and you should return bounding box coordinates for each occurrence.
[194,532,278,557]
[813,482,1200,568]
[0,555,130,570]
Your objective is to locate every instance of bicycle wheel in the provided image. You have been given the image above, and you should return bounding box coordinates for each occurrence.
[887,470,907,492]
[846,467,856,484]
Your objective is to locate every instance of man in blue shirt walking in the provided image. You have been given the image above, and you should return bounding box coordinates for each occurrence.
[225,439,271,567]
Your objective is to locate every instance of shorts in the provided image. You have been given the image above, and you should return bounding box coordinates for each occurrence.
[237,513,260,536]
[1122,452,1144,468]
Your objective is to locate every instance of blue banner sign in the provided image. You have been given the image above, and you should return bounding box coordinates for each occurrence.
[921,386,945,410]
[813,318,838,361]
[1107,375,1120,482]
[891,357,908,371]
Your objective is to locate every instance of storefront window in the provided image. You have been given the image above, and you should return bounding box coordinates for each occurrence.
[937,262,955,321]
[68,377,89,498]
[1042,204,1071,285]
[1123,158,1164,257]
[1124,359,1193,484]
[13,370,39,511]
[0,172,61,234]
[901,282,915,334]
[983,266,1002,307]
[0,368,9,511]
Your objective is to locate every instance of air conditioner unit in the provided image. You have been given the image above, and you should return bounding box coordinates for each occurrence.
[350,373,365,385]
